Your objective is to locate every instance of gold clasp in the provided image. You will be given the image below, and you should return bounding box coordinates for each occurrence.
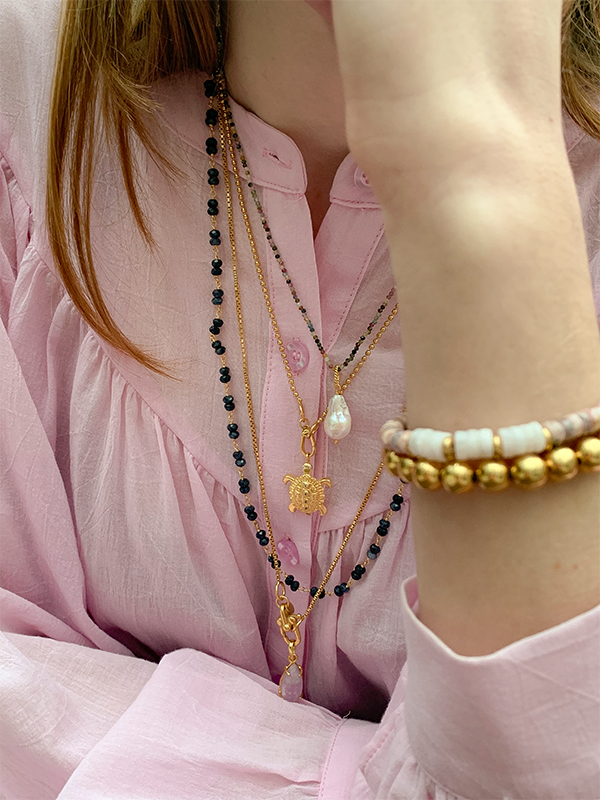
[300,430,316,460]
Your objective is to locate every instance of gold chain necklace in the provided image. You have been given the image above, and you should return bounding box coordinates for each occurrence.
[213,87,400,700]
[215,75,398,516]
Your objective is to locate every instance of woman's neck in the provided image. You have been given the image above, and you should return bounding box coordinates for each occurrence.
[223,0,350,234]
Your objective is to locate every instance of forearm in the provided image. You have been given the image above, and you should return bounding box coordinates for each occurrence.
[382,141,600,656]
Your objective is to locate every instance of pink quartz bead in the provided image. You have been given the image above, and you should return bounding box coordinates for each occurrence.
[276,538,300,569]
[279,663,303,702]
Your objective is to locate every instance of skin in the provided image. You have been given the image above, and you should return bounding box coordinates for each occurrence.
[223,0,347,237]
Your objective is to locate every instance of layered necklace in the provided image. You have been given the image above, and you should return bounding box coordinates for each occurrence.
[199,2,405,703]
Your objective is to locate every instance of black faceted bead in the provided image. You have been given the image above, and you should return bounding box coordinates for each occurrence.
[207,208,218,216]
[239,484,250,493]
[238,478,249,486]
[334,585,344,597]
[246,512,257,521]
[225,403,235,412]
[259,536,269,547]
[206,145,218,156]
[219,374,231,383]
[369,544,381,555]
[219,367,229,375]
[377,526,389,537]
[235,458,245,467]
[225,398,235,406]
[392,494,404,505]
[210,240,221,250]
[310,586,318,597]
[228,430,239,439]
[379,519,390,530]
[285,575,294,586]
[208,177,219,186]
[208,199,218,208]
[351,569,362,581]
[209,325,220,335]
[215,346,225,355]
[227,423,238,432]
[290,581,300,592]
[208,172,219,179]
[389,502,401,512]
[358,564,366,574]
[204,80,217,96]
[255,529,265,539]
[206,137,218,149]
[341,583,348,593]
[212,260,223,270]
[212,296,223,305]
[210,229,220,237]
[232,449,243,459]
[211,340,221,349]
[213,289,224,298]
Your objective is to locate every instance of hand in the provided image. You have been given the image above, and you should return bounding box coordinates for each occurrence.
[330,0,566,201]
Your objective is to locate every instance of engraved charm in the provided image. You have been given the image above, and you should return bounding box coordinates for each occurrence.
[324,394,352,442]
[283,462,331,515]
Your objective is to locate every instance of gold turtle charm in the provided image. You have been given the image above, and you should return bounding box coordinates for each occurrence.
[283,462,331,515]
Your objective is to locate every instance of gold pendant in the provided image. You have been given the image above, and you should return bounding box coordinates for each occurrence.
[283,461,331,515]
[277,597,304,702]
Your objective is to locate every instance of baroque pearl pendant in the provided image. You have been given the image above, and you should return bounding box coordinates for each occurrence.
[324,394,352,441]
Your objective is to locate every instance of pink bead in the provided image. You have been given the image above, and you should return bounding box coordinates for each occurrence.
[276,538,300,568]
[279,664,303,702]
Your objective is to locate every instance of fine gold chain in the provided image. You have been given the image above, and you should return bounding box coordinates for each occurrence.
[215,83,398,441]
[215,86,391,628]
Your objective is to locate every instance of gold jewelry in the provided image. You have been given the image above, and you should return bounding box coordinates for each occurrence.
[216,75,398,515]
[214,79,402,701]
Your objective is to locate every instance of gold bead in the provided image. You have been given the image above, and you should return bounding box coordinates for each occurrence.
[577,436,600,472]
[542,426,554,451]
[442,436,455,462]
[475,460,510,492]
[414,460,441,491]
[546,446,578,481]
[383,448,402,478]
[398,456,416,484]
[510,454,548,490]
[493,435,503,459]
[440,462,474,494]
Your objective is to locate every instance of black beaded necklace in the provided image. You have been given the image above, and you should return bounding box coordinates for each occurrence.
[202,74,405,599]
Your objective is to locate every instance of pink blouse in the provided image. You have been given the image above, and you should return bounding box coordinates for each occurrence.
[1,1,599,798]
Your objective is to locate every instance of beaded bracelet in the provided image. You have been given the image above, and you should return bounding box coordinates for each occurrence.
[381,404,600,492]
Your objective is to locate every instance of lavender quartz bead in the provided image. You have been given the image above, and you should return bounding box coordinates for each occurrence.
[279,663,303,702]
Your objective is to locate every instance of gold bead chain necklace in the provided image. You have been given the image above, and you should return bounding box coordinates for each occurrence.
[201,70,405,701]
[215,74,398,516]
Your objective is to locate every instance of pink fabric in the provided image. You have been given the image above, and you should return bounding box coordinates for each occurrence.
[1,0,599,797]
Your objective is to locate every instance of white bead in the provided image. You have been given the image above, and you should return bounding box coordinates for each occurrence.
[408,428,450,461]
[590,406,600,430]
[454,428,494,460]
[498,421,546,458]
[324,395,352,440]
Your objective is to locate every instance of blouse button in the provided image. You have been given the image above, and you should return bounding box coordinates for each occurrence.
[277,537,300,568]
[286,340,310,374]
[354,168,370,188]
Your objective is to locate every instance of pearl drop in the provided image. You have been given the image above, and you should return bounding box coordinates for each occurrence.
[324,394,352,440]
